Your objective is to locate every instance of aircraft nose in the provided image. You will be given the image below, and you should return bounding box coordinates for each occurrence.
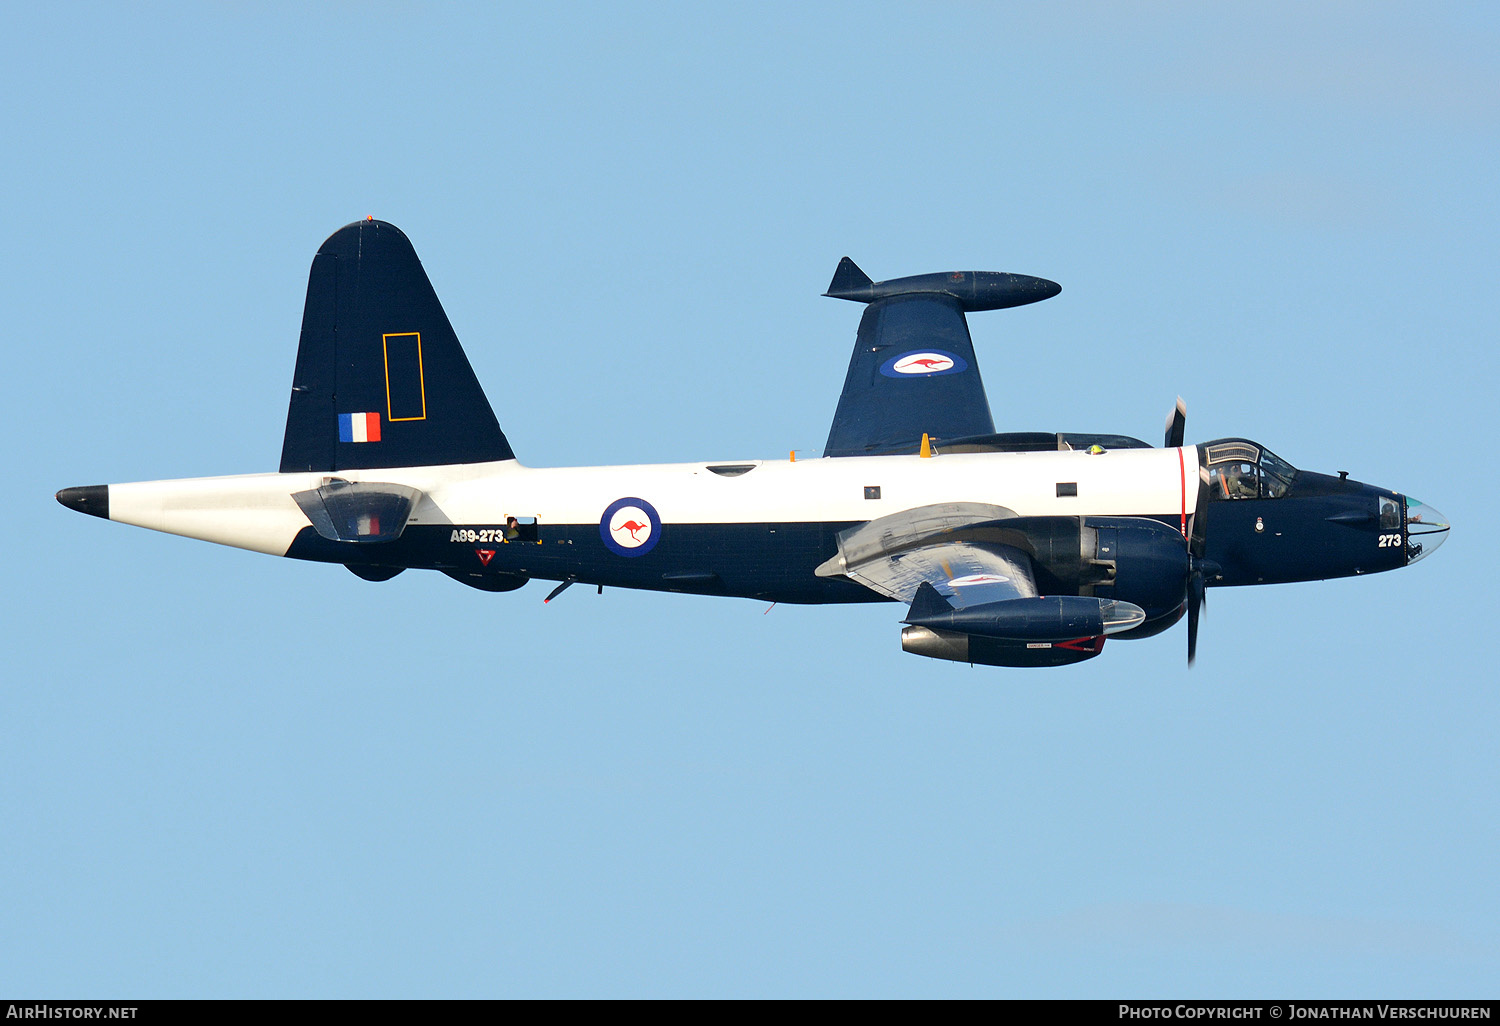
[1404,496,1450,564]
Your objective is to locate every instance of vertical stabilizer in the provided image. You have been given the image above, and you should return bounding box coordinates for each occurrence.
[280,220,514,472]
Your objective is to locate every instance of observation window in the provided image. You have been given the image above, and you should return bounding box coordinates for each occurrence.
[504,515,539,543]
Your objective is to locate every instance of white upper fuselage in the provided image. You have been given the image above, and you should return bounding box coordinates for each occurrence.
[104,446,1198,556]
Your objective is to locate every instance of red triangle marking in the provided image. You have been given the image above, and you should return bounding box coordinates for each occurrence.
[475,548,496,567]
[1057,636,1104,653]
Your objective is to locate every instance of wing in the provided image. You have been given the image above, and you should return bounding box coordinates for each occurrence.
[820,259,1061,458]
[824,294,993,457]
[841,538,1038,609]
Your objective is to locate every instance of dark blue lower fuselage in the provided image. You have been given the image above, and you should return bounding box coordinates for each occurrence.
[287,468,1415,607]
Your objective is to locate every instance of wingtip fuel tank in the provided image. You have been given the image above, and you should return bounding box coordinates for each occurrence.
[824,262,1061,311]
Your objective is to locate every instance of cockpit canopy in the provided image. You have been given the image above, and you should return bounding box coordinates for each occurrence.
[1201,438,1297,500]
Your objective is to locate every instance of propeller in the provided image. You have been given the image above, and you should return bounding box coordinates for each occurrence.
[1164,395,1187,449]
[1165,398,1218,665]
[1187,565,1206,664]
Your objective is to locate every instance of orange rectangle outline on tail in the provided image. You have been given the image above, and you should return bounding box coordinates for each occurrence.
[382,332,427,422]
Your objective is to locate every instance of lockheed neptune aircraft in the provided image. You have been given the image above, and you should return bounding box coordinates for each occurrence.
[56,220,1450,667]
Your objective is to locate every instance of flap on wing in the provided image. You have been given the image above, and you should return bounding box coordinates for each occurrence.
[292,479,423,543]
[823,295,994,457]
[814,501,1040,607]
[843,539,1039,608]
[814,501,1018,577]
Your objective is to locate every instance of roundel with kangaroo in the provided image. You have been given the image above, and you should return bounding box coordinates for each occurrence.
[600,497,662,557]
[878,349,969,378]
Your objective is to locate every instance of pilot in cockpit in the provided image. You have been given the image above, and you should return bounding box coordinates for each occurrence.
[1215,462,1256,500]
[1234,463,1260,499]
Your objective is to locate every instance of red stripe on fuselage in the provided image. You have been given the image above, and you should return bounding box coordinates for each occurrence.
[1177,447,1187,539]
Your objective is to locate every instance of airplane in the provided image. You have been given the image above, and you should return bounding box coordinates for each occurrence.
[55,219,1450,667]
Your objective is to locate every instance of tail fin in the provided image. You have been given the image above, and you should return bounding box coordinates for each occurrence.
[280,219,514,472]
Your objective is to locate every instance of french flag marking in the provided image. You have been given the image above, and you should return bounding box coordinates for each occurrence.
[338,412,382,443]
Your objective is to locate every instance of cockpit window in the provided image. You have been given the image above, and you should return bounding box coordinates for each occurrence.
[1209,461,1262,500]
[1203,439,1297,500]
[1261,465,1293,499]
[1259,447,1296,479]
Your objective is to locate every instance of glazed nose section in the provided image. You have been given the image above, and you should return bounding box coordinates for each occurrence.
[1405,496,1450,564]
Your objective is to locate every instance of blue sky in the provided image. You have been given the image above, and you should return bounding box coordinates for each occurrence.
[2,2,1495,997]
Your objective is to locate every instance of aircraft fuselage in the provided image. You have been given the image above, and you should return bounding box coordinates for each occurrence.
[75,444,1423,607]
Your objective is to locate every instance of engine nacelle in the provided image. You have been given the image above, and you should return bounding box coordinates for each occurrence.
[919,514,1189,645]
[901,625,1105,668]
[1087,516,1191,622]
[955,515,1190,623]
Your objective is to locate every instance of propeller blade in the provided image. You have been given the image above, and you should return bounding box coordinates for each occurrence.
[1186,571,1206,665]
[1181,445,1212,666]
[1164,396,1187,449]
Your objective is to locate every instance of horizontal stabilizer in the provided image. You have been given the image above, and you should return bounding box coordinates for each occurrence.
[292,479,423,543]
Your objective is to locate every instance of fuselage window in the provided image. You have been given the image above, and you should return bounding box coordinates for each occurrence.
[504,516,540,543]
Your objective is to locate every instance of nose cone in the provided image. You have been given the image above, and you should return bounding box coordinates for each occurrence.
[1405,496,1450,564]
[56,484,109,520]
